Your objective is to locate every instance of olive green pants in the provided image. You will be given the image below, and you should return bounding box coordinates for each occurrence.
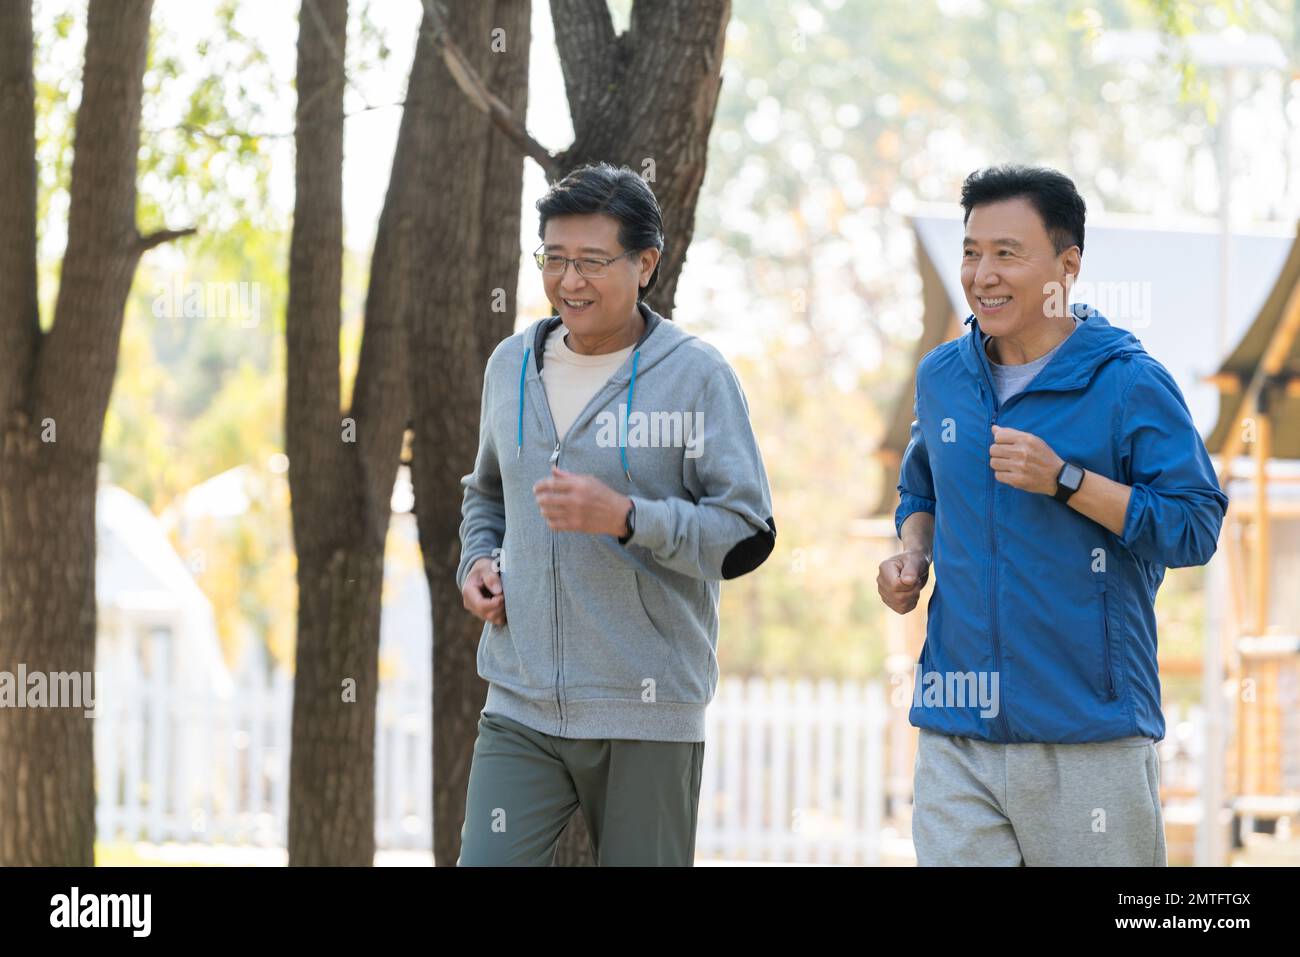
[457,710,705,866]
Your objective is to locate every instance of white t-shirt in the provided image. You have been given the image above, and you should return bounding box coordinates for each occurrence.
[541,325,635,440]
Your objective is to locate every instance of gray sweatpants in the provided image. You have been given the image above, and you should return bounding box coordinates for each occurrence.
[912,728,1167,866]
[457,710,705,866]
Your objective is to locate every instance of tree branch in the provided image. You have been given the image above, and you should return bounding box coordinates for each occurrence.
[0,0,41,417]
[144,99,407,143]
[424,0,558,178]
[32,0,156,464]
[137,226,197,252]
[549,0,618,135]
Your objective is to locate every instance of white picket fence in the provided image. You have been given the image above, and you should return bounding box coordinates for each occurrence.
[93,658,1199,865]
[698,678,887,864]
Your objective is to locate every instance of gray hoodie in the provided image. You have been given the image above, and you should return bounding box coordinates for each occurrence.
[457,302,776,742]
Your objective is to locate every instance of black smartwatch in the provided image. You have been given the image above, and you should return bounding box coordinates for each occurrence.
[618,500,636,544]
[1054,461,1085,503]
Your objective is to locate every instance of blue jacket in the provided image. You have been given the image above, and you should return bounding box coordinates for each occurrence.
[895,303,1228,744]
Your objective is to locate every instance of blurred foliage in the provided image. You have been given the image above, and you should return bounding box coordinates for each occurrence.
[718,338,897,680]
[163,456,297,675]
[1142,0,1247,114]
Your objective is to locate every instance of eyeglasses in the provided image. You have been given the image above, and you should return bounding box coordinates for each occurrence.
[533,244,638,279]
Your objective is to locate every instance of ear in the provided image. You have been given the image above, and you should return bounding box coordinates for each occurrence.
[1060,245,1081,289]
[638,247,661,288]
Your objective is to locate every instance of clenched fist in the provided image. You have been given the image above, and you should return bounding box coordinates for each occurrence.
[533,466,631,536]
[877,549,931,615]
[989,425,1065,495]
[462,555,505,626]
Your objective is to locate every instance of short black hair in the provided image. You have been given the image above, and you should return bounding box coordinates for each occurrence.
[536,162,665,301]
[960,164,1086,256]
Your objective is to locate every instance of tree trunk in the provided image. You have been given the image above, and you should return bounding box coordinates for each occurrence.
[285,0,411,865]
[0,0,167,866]
[549,0,731,319]
[406,0,533,868]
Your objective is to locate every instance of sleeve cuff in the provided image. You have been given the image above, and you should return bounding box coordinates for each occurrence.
[625,495,670,552]
[457,551,494,592]
[894,493,936,541]
[1117,483,1148,549]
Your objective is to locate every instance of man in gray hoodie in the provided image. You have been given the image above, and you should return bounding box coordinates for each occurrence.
[455,163,776,866]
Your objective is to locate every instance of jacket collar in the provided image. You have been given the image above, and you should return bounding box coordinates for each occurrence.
[959,302,1146,393]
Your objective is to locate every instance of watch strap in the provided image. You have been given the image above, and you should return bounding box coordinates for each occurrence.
[618,500,636,544]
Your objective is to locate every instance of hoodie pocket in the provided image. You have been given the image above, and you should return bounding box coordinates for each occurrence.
[559,558,684,702]
[477,561,556,693]
[1097,578,1118,701]
[633,567,711,703]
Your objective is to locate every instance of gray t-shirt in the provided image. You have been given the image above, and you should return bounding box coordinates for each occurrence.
[986,316,1078,405]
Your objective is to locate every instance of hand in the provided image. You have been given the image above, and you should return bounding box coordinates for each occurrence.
[462,555,506,626]
[533,466,632,536]
[989,425,1065,495]
[877,549,930,615]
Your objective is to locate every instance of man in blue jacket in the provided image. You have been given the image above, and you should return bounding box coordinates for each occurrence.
[879,165,1228,866]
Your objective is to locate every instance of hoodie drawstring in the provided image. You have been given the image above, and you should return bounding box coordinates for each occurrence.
[515,341,641,483]
[516,346,530,459]
[621,349,641,482]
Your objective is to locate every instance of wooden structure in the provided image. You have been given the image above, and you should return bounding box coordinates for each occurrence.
[1205,223,1300,863]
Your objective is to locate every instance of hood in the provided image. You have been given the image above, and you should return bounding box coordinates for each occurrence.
[959,301,1148,392]
[514,301,695,479]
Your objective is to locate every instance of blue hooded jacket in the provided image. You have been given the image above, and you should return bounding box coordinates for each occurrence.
[895,302,1229,744]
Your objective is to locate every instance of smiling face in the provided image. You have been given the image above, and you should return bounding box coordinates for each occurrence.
[540,213,659,338]
[960,197,1081,339]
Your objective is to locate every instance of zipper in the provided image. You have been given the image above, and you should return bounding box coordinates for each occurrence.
[529,356,567,733]
[528,332,642,734]
[976,356,1013,741]
[549,440,564,730]
[1100,580,1117,700]
[971,323,1113,730]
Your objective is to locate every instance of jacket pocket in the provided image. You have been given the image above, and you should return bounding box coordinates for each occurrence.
[559,558,682,702]
[1098,578,1118,701]
[478,561,556,693]
[633,567,712,703]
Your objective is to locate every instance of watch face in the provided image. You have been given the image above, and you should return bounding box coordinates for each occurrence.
[1061,463,1084,490]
